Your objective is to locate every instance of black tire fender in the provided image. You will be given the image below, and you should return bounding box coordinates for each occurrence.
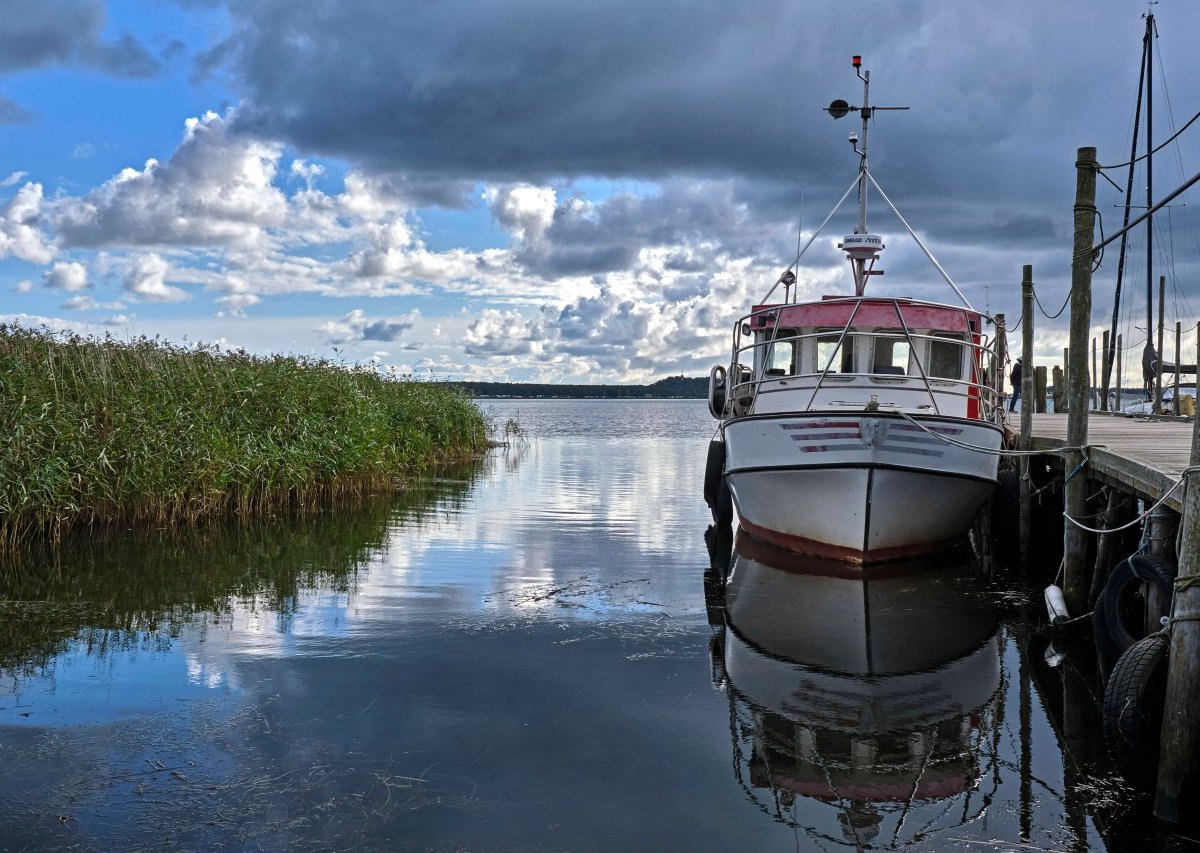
[703,440,726,509]
[713,478,733,527]
[1099,554,1174,653]
[1102,632,1169,790]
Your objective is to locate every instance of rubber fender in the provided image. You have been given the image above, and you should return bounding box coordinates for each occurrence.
[713,478,733,527]
[1102,632,1169,790]
[703,440,726,509]
[1099,554,1174,653]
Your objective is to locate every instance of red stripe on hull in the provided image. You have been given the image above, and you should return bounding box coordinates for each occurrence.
[738,517,965,567]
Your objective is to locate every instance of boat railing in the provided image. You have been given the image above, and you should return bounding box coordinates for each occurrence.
[725,306,1001,422]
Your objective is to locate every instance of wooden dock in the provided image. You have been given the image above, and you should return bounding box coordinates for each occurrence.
[1014,412,1194,512]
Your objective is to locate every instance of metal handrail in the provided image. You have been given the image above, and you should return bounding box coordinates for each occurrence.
[724,309,1001,420]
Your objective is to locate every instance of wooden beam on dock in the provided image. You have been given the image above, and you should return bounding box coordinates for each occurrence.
[1026,413,1193,512]
[1020,265,1034,572]
[1064,147,1098,614]
[1154,335,1200,822]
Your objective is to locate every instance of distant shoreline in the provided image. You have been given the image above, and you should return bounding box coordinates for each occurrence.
[450,376,706,400]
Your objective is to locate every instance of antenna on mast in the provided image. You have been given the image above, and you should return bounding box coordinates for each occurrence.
[825,55,909,295]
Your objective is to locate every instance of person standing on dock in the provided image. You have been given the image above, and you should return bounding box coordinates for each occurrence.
[1008,357,1022,413]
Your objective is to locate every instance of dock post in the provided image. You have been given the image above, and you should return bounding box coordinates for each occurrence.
[1063,147,1097,615]
[1153,334,1200,823]
[1020,266,1035,571]
[1091,337,1098,410]
[1174,321,1182,415]
[1101,330,1111,411]
[995,313,1007,411]
[1156,275,1166,414]
[1063,347,1070,411]
[1034,366,1047,413]
[1116,334,1123,411]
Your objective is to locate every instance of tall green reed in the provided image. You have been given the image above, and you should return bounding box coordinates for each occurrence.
[0,325,490,547]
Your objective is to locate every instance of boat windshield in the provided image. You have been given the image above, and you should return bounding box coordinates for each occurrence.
[929,333,966,379]
[815,332,857,374]
[764,329,797,376]
[871,333,910,376]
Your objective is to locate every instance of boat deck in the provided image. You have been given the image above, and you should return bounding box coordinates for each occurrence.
[1008,412,1196,511]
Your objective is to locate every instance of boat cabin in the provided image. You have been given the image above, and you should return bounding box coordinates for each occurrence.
[729,296,995,419]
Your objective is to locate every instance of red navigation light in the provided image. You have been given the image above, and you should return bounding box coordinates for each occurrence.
[852,55,862,68]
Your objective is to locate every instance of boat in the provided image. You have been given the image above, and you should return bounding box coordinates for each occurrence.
[706,535,1003,846]
[704,56,1004,564]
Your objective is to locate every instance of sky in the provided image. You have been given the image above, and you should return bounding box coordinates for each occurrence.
[2,0,1200,384]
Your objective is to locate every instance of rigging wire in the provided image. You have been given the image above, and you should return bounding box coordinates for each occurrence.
[1096,107,1200,171]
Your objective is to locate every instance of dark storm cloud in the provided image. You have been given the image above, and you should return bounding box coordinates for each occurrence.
[0,2,162,77]
[207,0,869,184]
[360,318,414,342]
[198,0,1200,301]
[207,1,1195,198]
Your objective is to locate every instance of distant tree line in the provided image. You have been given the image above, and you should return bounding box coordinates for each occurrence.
[451,375,707,399]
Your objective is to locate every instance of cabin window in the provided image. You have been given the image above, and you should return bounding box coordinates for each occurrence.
[764,328,797,377]
[815,332,857,374]
[872,334,910,376]
[928,334,965,379]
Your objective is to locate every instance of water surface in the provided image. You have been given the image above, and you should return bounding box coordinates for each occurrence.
[0,400,1177,850]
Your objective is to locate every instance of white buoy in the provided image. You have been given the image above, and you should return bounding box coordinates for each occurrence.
[1044,584,1070,626]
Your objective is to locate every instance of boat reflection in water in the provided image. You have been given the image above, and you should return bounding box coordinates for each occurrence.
[707,532,1002,849]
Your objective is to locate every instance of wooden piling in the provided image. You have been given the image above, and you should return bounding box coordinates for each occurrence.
[1153,331,1200,823]
[1092,337,1098,410]
[1063,347,1070,412]
[1063,147,1097,615]
[1052,366,1065,413]
[1156,275,1166,414]
[1035,366,1048,413]
[1020,266,1034,569]
[1101,330,1111,411]
[995,313,1007,410]
[1116,333,1123,411]
[1174,321,1182,415]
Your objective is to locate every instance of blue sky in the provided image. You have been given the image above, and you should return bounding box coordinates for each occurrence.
[3,0,1200,383]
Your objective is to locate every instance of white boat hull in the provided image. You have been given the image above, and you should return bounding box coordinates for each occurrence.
[723,413,1001,563]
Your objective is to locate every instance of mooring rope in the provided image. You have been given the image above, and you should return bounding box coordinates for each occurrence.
[895,412,1090,458]
[1063,465,1200,534]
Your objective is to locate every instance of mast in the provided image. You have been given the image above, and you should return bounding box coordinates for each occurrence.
[825,56,908,296]
[1146,11,1156,405]
[1101,17,1150,405]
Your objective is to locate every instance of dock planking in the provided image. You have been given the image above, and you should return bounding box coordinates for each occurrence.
[1012,412,1195,512]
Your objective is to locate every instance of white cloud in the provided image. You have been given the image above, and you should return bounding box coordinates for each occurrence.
[123,253,189,302]
[0,183,55,263]
[0,171,27,186]
[316,308,420,345]
[43,260,90,291]
[54,110,289,250]
[484,184,557,245]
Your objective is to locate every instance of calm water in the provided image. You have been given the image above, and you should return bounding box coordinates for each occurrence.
[0,400,1176,850]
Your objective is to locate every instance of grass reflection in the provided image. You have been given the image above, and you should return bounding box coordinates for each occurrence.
[0,464,480,678]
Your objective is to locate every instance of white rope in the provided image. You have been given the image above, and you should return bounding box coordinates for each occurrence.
[896,412,1089,458]
[1063,465,1200,534]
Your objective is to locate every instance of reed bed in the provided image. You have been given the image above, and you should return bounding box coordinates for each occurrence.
[0,324,490,547]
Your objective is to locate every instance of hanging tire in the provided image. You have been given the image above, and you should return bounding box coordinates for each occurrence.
[714,478,733,527]
[703,440,726,509]
[1099,554,1175,654]
[1092,604,1121,677]
[1102,632,1169,790]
